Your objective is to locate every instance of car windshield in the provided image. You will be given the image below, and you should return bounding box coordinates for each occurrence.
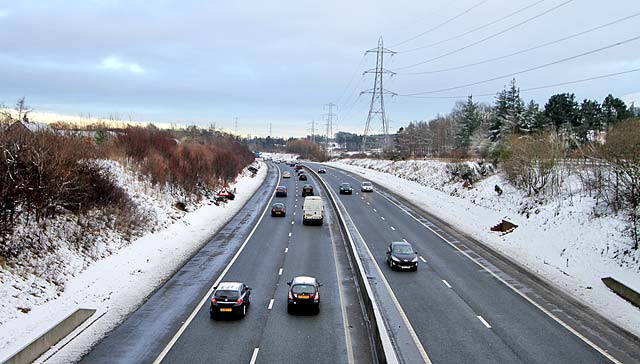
[362,182,372,186]
[341,184,350,187]
[291,284,315,294]
[393,245,413,254]
[214,290,239,299]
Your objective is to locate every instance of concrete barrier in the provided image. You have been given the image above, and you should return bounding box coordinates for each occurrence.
[602,277,640,308]
[3,308,96,364]
[306,165,395,364]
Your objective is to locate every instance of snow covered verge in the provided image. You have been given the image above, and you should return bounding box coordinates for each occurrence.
[328,158,640,336]
[0,160,266,362]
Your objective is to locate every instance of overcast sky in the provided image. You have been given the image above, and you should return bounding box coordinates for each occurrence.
[1,0,638,137]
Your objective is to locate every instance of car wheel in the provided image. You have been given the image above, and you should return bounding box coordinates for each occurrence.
[210,311,216,320]
[412,265,418,272]
[282,213,286,217]
[314,304,320,315]
[239,304,246,318]
[287,303,294,314]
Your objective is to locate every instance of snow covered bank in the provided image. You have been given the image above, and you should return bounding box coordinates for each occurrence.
[328,159,640,336]
[0,162,267,363]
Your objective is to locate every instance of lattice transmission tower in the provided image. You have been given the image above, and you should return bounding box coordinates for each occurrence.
[361,36,396,151]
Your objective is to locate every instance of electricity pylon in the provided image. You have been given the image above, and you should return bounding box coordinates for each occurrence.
[361,36,396,150]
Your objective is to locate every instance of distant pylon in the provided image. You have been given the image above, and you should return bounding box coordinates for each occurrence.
[361,36,396,150]
[324,103,336,150]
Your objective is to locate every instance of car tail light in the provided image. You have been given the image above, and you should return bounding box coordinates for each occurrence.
[211,298,217,303]
[314,292,319,302]
[236,298,243,305]
[288,291,293,300]
[272,208,275,212]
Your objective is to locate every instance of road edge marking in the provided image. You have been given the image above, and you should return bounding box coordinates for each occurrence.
[152,163,280,364]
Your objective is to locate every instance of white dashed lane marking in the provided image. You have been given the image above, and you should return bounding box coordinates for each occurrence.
[278,268,283,276]
[380,216,385,221]
[420,256,427,263]
[442,280,452,288]
[268,299,274,310]
[477,316,492,329]
[390,226,395,231]
[249,348,260,364]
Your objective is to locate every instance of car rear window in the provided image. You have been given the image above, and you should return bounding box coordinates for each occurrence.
[393,245,413,254]
[291,284,315,294]
[214,290,240,299]
[362,182,372,186]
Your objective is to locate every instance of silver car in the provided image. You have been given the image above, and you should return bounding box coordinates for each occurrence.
[361,181,374,192]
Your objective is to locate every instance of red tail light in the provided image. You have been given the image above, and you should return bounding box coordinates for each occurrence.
[236,298,243,305]
[272,208,275,212]
[288,291,293,300]
[211,298,217,303]
[314,292,319,302]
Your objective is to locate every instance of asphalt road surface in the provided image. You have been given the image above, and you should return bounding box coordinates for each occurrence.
[308,162,639,364]
[78,162,373,364]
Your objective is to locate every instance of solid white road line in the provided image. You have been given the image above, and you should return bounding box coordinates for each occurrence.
[373,189,623,364]
[278,268,283,276]
[420,256,427,263]
[268,299,274,310]
[390,226,396,231]
[477,316,492,329]
[284,247,288,253]
[442,280,452,289]
[249,348,260,364]
[152,164,280,364]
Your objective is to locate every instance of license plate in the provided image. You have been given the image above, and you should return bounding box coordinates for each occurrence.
[220,308,233,312]
[401,266,411,269]
[276,212,281,215]
[297,295,309,299]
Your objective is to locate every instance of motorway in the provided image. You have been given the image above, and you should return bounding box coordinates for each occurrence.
[308,162,638,364]
[75,160,640,364]
[78,162,373,364]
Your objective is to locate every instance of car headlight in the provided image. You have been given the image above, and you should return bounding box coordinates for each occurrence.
[411,257,418,262]
[391,256,400,262]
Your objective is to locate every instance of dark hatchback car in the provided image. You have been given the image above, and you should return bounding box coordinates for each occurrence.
[386,241,419,271]
[318,168,326,174]
[210,282,251,319]
[271,202,286,217]
[287,276,321,314]
[339,183,353,195]
[299,174,308,181]
[301,184,314,197]
[275,186,287,197]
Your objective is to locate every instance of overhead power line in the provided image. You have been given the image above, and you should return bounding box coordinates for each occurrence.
[336,54,367,106]
[394,0,574,71]
[390,0,491,48]
[399,35,640,96]
[397,11,640,75]
[398,68,640,99]
[399,0,547,53]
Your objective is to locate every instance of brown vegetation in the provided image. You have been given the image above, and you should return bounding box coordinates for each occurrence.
[286,139,328,161]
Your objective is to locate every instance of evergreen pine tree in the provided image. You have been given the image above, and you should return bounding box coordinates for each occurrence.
[454,95,480,152]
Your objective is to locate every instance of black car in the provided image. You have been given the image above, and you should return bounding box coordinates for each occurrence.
[339,183,353,195]
[299,174,308,181]
[276,186,287,197]
[318,168,326,174]
[301,184,314,197]
[271,202,286,217]
[210,282,251,319]
[386,241,419,271]
[287,276,321,314]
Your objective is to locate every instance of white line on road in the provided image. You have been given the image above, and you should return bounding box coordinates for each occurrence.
[367,202,370,205]
[380,216,385,221]
[402,238,408,243]
[442,280,452,288]
[477,315,492,329]
[152,164,280,364]
[268,299,274,310]
[288,232,292,237]
[293,211,296,215]
[278,268,283,276]
[284,247,288,253]
[291,220,294,225]
[373,208,377,212]
[249,348,260,364]
[390,226,395,231]
[420,256,427,263]
[373,188,623,364]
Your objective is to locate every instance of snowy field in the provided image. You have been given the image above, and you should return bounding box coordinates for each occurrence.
[0,161,266,363]
[328,158,640,337]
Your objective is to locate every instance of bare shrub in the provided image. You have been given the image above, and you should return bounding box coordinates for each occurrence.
[502,132,566,196]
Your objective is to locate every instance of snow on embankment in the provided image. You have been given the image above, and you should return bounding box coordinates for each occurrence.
[0,160,266,362]
[329,158,640,336]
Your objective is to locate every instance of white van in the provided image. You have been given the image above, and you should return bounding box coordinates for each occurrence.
[302,196,324,225]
